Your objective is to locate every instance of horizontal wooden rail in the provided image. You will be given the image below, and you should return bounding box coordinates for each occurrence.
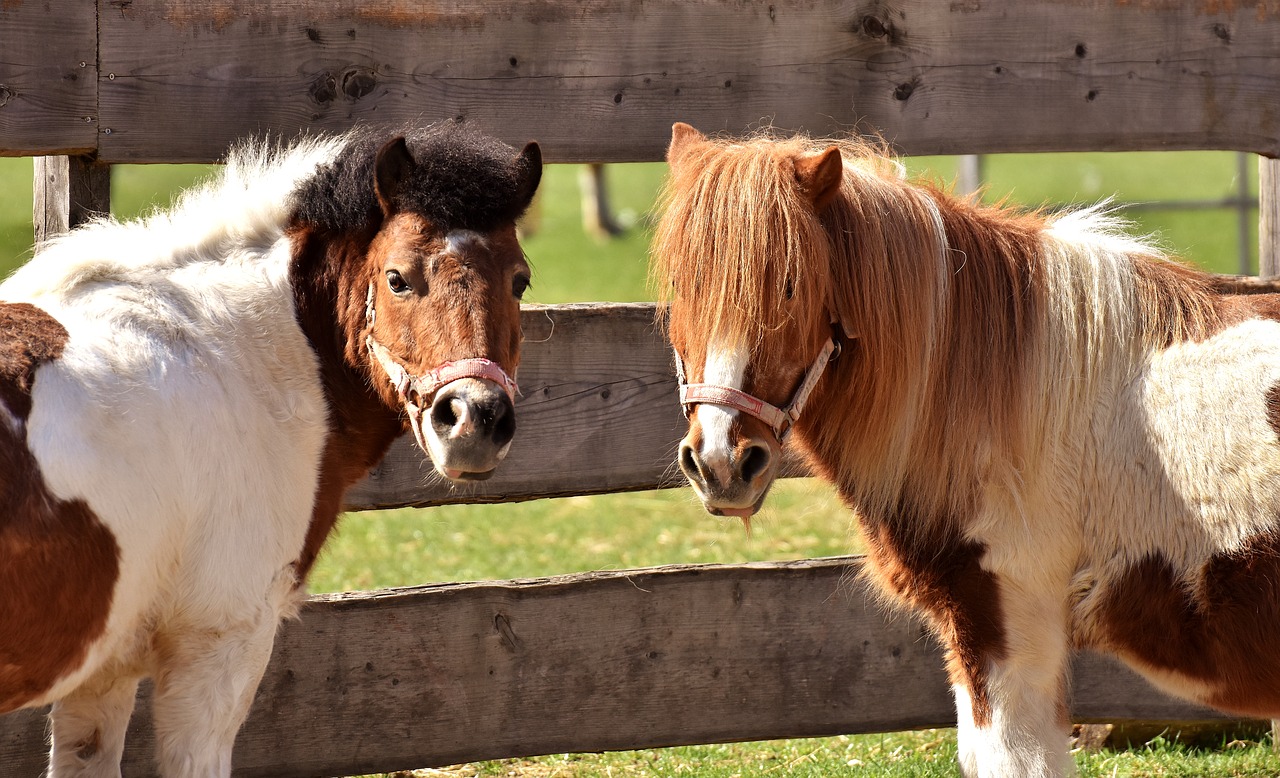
[3,0,1280,162]
[0,558,1241,777]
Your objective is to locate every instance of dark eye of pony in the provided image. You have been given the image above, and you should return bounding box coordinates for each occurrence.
[386,269,410,294]
[784,277,795,300]
[513,273,531,300]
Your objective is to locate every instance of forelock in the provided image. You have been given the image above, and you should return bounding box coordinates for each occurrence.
[289,121,533,233]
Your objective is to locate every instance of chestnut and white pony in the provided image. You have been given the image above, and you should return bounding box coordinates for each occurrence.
[0,122,541,776]
[654,122,1280,777]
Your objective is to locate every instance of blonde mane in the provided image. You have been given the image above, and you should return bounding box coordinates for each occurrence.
[653,132,896,351]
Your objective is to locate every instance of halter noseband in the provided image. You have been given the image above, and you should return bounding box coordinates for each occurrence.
[364,284,518,448]
[674,336,839,443]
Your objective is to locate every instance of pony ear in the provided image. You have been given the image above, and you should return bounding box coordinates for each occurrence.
[667,122,705,167]
[794,146,844,211]
[514,141,543,211]
[374,136,415,217]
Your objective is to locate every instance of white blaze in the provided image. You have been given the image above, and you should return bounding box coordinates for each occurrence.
[695,343,748,479]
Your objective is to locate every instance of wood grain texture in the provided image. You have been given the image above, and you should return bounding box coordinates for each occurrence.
[0,0,98,156]
[1262,157,1280,279]
[93,0,1280,163]
[33,156,112,243]
[0,558,1234,777]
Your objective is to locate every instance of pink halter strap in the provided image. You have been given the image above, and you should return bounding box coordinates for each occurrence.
[364,283,519,407]
[674,337,839,443]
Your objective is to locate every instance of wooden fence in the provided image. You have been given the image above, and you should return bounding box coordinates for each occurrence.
[2,1,1280,775]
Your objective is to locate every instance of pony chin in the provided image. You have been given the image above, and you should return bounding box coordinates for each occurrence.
[695,474,776,524]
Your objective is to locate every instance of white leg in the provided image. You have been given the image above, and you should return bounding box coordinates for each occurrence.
[49,673,140,778]
[149,566,299,778]
[149,614,280,778]
[951,603,1075,778]
[955,672,1074,778]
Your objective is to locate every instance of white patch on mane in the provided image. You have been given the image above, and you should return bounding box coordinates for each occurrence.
[0,398,19,433]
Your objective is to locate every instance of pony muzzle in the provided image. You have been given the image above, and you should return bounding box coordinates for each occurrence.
[418,377,516,481]
[366,334,520,483]
[678,434,777,519]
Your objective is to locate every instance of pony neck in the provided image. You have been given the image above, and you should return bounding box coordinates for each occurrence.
[803,181,1228,525]
[286,222,404,579]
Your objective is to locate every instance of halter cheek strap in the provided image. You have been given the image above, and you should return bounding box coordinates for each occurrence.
[364,284,519,448]
[674,337,838,443]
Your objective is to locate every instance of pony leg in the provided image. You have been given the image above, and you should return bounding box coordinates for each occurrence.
[48,672,141,778]
[149,615,279,778]
[149,563,300,777]
[953,601,1074,778]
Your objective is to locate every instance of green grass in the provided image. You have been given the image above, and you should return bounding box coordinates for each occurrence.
[369,729,1280,777]
[0,151,1270,776]
[311,480,856,592]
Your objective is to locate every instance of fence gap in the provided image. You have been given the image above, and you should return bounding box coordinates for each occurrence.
[33,155,111,244]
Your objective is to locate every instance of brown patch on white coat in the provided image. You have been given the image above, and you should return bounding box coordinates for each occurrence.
[0,302,120,714]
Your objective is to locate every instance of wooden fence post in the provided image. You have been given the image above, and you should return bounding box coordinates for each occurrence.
[33,155,111,244]
[1261,158,1279,280]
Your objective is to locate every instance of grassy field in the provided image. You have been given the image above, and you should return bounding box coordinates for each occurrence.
[0,150,1274,776]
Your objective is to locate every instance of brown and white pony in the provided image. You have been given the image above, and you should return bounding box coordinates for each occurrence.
[653,122,1280,777]
[0,122,540,776]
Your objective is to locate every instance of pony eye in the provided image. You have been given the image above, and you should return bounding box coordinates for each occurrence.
[386,269,410,294]
[784,277,795,300]
[512,273,531,300]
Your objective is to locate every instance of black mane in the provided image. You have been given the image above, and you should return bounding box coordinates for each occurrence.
[289,121,534,233]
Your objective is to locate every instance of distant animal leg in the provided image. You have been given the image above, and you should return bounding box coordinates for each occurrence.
[579,163,625,238]
[49,671,140,778]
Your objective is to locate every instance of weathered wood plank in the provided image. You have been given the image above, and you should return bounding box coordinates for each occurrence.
[33,156,112,244]
[95,0,1280,164]
[344,303,689,510]
[0,0,98,156]
[0,558,1234,777]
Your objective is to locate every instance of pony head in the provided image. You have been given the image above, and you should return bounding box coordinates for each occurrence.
[653,123,846,520]
[321,128,542,481]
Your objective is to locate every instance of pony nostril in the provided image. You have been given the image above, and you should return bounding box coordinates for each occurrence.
[739,444,772,483]
[490,397,515,447]
[431,393,463,432]
[679,443,703,484]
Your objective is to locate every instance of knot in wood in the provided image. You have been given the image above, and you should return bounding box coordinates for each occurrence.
[0,85,11,108]
[309,72,337,105]
[342,69,377,101]
[860,15,888,38]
